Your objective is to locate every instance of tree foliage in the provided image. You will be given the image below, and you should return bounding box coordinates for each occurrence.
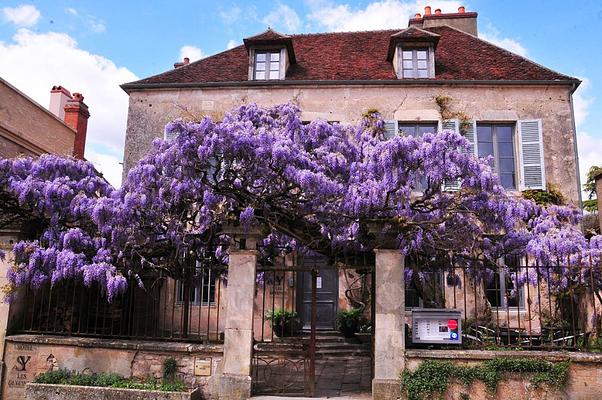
[0,103,599,301]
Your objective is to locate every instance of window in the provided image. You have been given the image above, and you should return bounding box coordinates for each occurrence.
[254,50,281,80]
[401,48,430,78]
[485,256,524,309]
[176,266,217,306]
[398,123,437,190]
[405,256,444,309]
[398,122,438,137]
[477,124,516,189]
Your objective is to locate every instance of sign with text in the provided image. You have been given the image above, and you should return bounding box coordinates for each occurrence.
[411,309,462,345]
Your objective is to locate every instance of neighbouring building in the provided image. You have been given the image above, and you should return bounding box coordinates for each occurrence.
[0,78,90,399]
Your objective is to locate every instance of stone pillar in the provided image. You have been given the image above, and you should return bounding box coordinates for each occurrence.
[372,249,405,400]
[218,249,257,400]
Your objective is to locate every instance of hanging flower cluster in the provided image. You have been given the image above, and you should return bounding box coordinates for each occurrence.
[0,103,598,300]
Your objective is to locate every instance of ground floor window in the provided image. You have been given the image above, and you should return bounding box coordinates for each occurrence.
[176,265,217,305]
[484,256,524,309]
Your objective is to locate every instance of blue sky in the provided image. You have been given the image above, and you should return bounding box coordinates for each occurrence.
[0,0,599,192]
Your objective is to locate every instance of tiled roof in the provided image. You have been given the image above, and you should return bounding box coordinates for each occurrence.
[123,26,577,88]
[391,26,440,39]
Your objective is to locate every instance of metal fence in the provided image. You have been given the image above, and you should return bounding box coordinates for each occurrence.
[405,257,602,351]
[11,264,226,343]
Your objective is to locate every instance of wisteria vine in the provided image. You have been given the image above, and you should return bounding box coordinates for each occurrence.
[0,103,598,303]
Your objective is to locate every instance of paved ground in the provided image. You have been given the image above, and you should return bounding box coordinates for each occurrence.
[252,356,372,397]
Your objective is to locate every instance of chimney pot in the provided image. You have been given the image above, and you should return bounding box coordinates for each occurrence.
[458,6,465,13]
[414,13,421,18]
[183,57,190,64]
[435,8,442,14]
[424,6,431,15]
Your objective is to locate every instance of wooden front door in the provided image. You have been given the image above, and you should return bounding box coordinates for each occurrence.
[298,260,338,330]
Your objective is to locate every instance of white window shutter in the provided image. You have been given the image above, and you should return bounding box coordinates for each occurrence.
[440,119,461,191]
[518,119,545,190]
[384,120,398,139]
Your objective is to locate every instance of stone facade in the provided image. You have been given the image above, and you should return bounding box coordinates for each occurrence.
[122,83,580,203]
[0,78,75,158]
[1,336,222,400]
[405,349,602,400]
[25,384,201,400]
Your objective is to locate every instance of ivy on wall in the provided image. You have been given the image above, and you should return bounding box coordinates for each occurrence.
[401,358,570,400]
[522,183,566,206]
[434,94,472,134]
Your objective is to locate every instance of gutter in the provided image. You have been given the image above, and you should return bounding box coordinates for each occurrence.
[121,79,580,94]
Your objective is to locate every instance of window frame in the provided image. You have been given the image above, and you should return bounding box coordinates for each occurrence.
[399,47,432,79]
[484,257,525,311]
[252,49,282,81]
[176,264,217,307]
[476,122,519,190]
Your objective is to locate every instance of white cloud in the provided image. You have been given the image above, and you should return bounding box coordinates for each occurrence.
[577,131,602,194]
[480,24,527,57]
[0,28,139,187]
[307,0,462,32]
[179,45,206,62]
[262,3,302,32]
[1,4,41,27]
[86,148,124,189]
[226,39,238,50]
[64,8,106,33]
[219,6,242,23]
[573,78,593,129]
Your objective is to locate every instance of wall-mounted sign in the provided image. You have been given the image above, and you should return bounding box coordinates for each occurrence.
[411,309,462,345]
[194,358,212,376]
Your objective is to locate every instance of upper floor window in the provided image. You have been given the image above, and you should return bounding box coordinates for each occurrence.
[476,123,516,189]
[254,50,281,80]
[401,48,430,78]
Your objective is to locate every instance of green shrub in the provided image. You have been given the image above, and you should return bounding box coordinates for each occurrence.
[163,357,178,381]
[33,370,188,392]
[401,358,570,400]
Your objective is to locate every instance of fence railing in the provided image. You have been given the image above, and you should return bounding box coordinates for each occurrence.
[10,264,227,343]
[405,259,602,351]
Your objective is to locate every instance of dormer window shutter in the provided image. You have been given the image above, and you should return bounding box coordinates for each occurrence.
[384,120,398,139]
[518,119,545,190]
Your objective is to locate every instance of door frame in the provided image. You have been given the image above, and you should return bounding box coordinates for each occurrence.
[296,265,339,331]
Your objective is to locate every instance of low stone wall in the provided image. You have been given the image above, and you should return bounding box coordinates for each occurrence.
[2,335,223,400]
[25,383,201,400]
[405,349,602,400]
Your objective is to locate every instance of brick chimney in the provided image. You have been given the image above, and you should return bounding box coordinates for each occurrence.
[409,5,478,36]
[174,57,190,69]
[49,85,71,121]
[63,93,90,159]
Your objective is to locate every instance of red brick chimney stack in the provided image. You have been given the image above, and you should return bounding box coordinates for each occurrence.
[424,6,432,15]
[63,93,90,159]
[174,57,191,69]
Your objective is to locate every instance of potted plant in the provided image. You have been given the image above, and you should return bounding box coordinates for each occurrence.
[336,308,362,338]
[356,322,372,343]
[266,309,301,337]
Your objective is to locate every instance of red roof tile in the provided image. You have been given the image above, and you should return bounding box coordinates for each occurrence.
[124,26,576,88]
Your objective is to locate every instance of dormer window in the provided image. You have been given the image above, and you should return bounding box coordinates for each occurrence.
[243,28,296,82]
[387,26,439,79]
[254,50,281,80]
[401,48,430,78]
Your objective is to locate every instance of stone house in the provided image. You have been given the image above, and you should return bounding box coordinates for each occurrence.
[119,6,581,335]
[3,6,598,400]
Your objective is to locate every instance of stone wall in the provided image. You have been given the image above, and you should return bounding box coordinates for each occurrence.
[405,349,602,400]
[0,79,75,158]
[1,335,223,400]
[123,84,580,203]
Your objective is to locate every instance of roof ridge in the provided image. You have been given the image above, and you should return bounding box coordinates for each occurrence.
[431,25,579,83]
[288,28,401,38]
